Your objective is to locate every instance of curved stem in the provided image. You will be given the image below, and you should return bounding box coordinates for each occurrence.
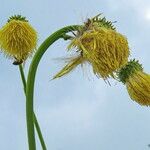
[26,25,81,150]
[19,65,47,150]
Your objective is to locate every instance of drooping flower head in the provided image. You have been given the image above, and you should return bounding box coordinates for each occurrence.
[0,15,37,64]
[53,14,130,80]
[118,59,150,106]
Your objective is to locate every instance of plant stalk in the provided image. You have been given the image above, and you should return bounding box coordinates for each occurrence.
[19,65,47,150]
[26,25,81,150]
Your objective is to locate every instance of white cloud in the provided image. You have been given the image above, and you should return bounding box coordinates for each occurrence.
[143,9,150,20]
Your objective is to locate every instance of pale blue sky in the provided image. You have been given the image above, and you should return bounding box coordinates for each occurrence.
[1,0,150,150]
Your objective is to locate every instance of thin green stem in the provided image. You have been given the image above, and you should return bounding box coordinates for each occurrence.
[19,65,47,150]
[33,114,46,150]
[19,65,26,92]
[26,25,81,150]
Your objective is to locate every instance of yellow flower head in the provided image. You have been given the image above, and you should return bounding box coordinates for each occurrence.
[53,14,129,80]
[71,27,129,79]
[0,15,37,64]
[118,59,150,106]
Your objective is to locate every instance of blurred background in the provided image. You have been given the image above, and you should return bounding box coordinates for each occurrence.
[0,0,150,149]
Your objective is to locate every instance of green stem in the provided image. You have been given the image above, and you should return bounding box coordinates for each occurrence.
[26,25,81,150]
[19,65,47,150]
[33,113,47,150]
[19,65,26,92]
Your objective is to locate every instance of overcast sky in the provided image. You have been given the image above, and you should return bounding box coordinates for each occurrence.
[1,0,150,150]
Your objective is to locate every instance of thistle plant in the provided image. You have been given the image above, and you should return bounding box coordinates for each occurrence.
[0,14,149,150]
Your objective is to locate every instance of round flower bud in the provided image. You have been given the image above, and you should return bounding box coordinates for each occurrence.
[0,15,37,64]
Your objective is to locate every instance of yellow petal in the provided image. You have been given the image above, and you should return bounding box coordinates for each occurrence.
[53,56,85,80]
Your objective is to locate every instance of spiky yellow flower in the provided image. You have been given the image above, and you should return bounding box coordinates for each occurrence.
[0,15,37,64]
[53,14,129,79]
[118,59,150,106]
[70,27,129,78]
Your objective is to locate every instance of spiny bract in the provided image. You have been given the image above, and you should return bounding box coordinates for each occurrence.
[0,15,37,63]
